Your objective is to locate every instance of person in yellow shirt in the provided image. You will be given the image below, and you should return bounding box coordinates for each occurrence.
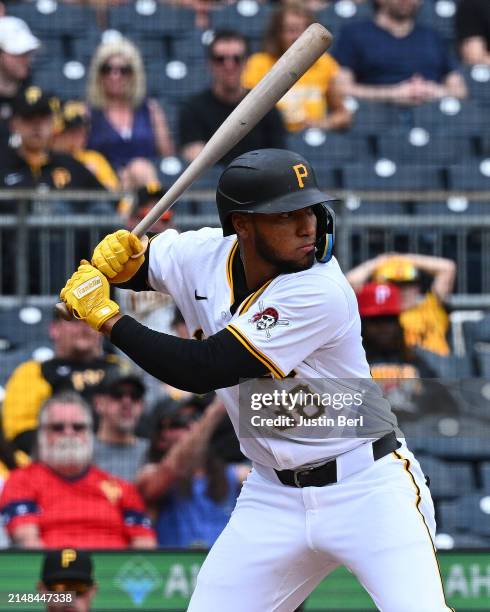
[347,253,457,356]
[52,100,119,191]
[242,1,352,132]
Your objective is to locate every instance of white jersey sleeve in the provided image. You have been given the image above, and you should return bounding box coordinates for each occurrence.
[227,269,356,379]
[147,227,223,296]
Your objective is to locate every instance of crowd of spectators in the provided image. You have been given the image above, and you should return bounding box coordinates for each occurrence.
[0,0,488,556]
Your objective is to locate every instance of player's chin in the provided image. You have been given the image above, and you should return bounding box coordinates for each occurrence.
[283,250,315,273]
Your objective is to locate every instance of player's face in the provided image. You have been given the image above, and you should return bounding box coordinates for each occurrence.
[251,207,317,274]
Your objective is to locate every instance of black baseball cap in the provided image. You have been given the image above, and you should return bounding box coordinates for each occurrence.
[96,363,146,397]
[13,86,59,119]
[59,99,90,130]
[41,549,94,585]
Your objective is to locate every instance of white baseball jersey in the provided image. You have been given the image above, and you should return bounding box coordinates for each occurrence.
[148,227,390,470]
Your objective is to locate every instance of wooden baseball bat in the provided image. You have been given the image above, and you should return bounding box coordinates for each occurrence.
[57,23,332,318]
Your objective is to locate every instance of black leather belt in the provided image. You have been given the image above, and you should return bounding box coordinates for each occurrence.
[274,431,401,488]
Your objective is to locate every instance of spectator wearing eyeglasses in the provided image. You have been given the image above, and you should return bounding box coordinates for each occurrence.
[93,368,149,482]
[86,38,174,184]
[0,392,156,549]
[38,549,97,612]
[178,29,286,164]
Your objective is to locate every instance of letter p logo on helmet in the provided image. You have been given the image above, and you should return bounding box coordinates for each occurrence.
[292,164,308,188]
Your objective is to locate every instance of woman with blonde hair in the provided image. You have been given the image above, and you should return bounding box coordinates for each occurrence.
[242,1,351,132]
[86,37,174,178]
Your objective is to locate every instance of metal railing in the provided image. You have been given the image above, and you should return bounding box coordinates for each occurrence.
[1,189,490,308]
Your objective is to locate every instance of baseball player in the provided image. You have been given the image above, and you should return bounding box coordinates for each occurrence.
[60,149,452,611]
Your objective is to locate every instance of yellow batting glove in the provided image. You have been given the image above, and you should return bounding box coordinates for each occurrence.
[92,229,146,284]
[60,261,120,331]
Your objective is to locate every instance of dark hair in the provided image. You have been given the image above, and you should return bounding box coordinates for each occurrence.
[263,1,315,58]
[0,428,20,471]
[208,29,249,59]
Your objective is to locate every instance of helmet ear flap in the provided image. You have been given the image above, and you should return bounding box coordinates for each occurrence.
[314,203,336,263]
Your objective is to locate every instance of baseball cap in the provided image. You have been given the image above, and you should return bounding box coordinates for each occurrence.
[13,86,59,119]
[59,100,90,131]
[357,283,401,318]
[373,257,419,284]
[0,17,40,55]
[41,549,94,585]
[96,363,146,397]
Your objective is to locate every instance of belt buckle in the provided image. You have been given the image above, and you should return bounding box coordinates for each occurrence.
[293,467,313,487]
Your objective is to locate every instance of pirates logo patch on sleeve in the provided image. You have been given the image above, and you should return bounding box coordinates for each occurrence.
[249,301,289,339]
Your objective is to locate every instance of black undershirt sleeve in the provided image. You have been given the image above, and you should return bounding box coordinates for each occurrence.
[110,315,269,394]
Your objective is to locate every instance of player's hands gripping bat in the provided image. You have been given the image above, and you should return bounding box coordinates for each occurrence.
[58,23,333,316]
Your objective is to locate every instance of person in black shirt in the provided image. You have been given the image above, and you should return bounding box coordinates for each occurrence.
[0,86,104,198]
[456,0,490,65]
[178,30,286,165]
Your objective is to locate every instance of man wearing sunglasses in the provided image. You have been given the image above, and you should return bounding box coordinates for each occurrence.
[0,391,156,549]
[93,368,148,482]
[178,29,286,165]
[38,549,97,612]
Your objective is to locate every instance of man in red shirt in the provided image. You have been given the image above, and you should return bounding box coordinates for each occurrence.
[0,391,156,549]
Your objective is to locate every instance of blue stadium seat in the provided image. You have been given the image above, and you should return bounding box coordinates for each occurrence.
[317,0,373,38]
[448,163,490,190]
[287,131,370,166]
[475,345,490,378]
[107,4,194,38]
[435,531,490,549]
[210,2,274,38]
[33,62,87,100]
[348,101,405,136]
[447,379,490,421]
[462,315,490,350]
[33,38,66,68]
[461,65,490,106]
[156,156,187,190]
[414,201,489,216]
[416,0,456,42]
[341,163,444,190]
[171,31,210,63]
[414,349,473,379]
[480,135,490,157]
[481,463,490,492]
[412,100,489,138]
[440,494,490,537]
[147,60,209,101]
[377,131,471,165]
[9,3,96,37]
[416,455,475,500]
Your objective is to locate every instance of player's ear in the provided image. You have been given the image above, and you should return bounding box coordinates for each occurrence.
[231,212,249,238]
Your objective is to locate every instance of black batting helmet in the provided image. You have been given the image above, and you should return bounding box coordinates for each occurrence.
[216,148,337,263]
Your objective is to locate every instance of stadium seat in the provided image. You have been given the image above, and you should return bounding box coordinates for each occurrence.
[475,344,490,378]
[287,131,370,166]
[317,0,373,38]
[341,163,444,190]
[107,4,194,38]
[448,162,490,190]
[413,201,489,216]
[461,65,490,106]
[171,31,211,63]
[147,60,209,101]
[210,2,274,38]
[33,38,66,68]
[348,101,405,136]
[481,463,490,492]
[447,379,490,421]
[33,62,87,100]
[412,99,489,138]
[377,131,471,165]
[439,494,490,537]
[416,455,475,500]
[157,156,187,190]
[9,3,96,37]
[0,306,53,348]
[435,531,490,549]
[414,349,473,379]
[416,0,456,42]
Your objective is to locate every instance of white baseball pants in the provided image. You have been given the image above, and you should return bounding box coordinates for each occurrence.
[187,442,453,612]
